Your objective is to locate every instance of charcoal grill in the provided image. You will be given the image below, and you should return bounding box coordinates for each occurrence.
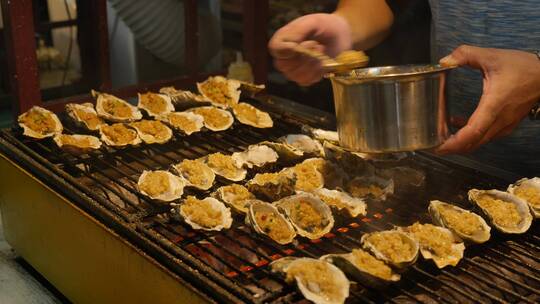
[0,95,538,304]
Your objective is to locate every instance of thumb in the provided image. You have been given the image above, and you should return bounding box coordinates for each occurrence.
[439,45,493,70]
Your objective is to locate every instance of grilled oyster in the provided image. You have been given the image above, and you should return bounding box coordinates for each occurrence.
[468,189,533,234]
[285,158,325,192]
[246,171,296,201]
[160,112,204,135]
[18,106,63,139]
[129,120,173,144]
[322,141,374,177]
[93,90,142,122]
[99,123,141,147]
[231,103,273,128]
[346,175,394,201]
[322,249,400,288]
[270,257,350,304]
[137,170,185,202]
[377,166,426,193]
[213,184,255,214]
[246,200,296,244]
[301,126,339,144]
[65,103,105,131]
[197,76,241,108]
[172,159,215,191]
[53,134,102,154]
[361,230,419,269]
[303,158,348,190]
[275,193,334,240]
[159,86,211,109]
[175,196,232,231]
[231,144,279,169]
[311,188,367,217]
[137,92,174,118]
[259,141,304,164]
[279,134,324,157]
[189,106,234,131]
[203,152,247,181]
[238,81,265,96]
[401,222,465,269]
[508,177,540,218]
[429,200,490,244]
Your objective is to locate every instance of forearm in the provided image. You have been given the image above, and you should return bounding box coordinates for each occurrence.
[333,0,394,50]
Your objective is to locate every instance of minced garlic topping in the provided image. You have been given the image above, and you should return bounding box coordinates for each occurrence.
[408,223,453,257]
[139,171,170,197]
[350,249,394,280]
[365,232,415,263]
[207,153,240,177]
[101,124,137,144]
[131,120,169,139]
[19,109,57,134]
[57,134,95,148]
[191,107,230,130]
[438,206,483,236]
[222,184,254,202]
[139,92,167,114]
[102,98,132,118]
[177,159,212,187]
[252,172,281,184]
[347,180,384,198]
[169,113,198,133]
[233,103,259,123]
[293,162,323,191]
[476,195,522,228]
[290,199,324,232]
[254,211,293,242]
[181,196,223,228]
[514,185,540,208]
[74,108,103,129]
[317,193,347,210]
[200,79,234,107]
[286,260,343,303]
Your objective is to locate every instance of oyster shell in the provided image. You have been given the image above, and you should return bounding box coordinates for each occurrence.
[285,158,325,192]
[197,76,241,108]
[65,103,105,131]
[238,81,265,96]
[377,166,426,192]
[159,86,211,109]
[99,123,142,147]
[137,92,174,118]
[401,222,465,269]
[322,249,400,288]
[245,200,296,244]
[508,177,540,218]
[361,230,419,269]
[137,170,185,202]
[174,196,232,231]
[275,193,334,239]
[129,120,173,144]
[312,188,367,217]
[259,141,304,164]
[301,126,339,144]
[346,175,394,201]
[189,106,234,131]
[18,106,63,139]
[270,257,350,304]
[203,152,247,182]
[231,144,279,169]
[213,184,255,214]
[246,171,296,201]
[231,103,273,128]
[303,158,348,190]
[53,134,102,154]
[279,134,324,157]
[468,189,533,234]
[322,141,374,176]
[160,112,204,135]
[172,159,215,191]
[93,90,142,122]
[429,200,490,244]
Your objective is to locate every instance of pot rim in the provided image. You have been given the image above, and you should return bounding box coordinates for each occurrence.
[326,64,457,81]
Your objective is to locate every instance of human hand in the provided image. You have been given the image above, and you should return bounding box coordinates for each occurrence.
[268,13,352,86]
[435,45,540,155]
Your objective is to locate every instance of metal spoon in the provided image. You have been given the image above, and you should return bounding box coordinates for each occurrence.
[293,45,369,73]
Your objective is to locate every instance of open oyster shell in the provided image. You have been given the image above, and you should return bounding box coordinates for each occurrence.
[270,257,350,304]
[246,171,296,201]
[197,76,241,109]
[238,81,265,96]
[508,177,540,218]
[346,175,394,201]
[301,126,339,144]
[401,222,465,269]
[93,90,142,122]
[189,106,234,131]
[275,193,334,240]
[429,200,491,244]
[18,106,63,139]
[285,158,325,192]
[129,120,173,144]
[137,92,174,118]
[159,112,204,135]
[377,166,426,193]
[213,184,255,214]
[259,141,304,164]
[99,123,142,147]
[279,134,324,157]
[245,200,296,244]
[468,189,533,234]
[53,134,102,154]
[231,103,273,128]
[322,141,374,177]
[158,86,211,109]
[172,159,215,191]
[232,144,279,169]
[137,170,185,202]
[174,196,232,231]
[321,249,400,288]
[65,103,105,131]
[203,152,247,182]
[311,188,367,217]
[303,158,348,190]
[361,230,419,269]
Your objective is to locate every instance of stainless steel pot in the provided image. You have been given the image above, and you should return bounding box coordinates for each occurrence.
[329,64,455,153]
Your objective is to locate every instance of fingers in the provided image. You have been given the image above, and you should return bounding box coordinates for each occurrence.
[268,15,319,59]
[439,45,496,71]
[449,115,467,128]
[272,40,325,86]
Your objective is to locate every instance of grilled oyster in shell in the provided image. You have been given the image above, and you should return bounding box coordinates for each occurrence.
[160,112,204,135]
[361,230,419,269]
[175,196,232,231]
[53,134,102,154]
[159,86,211,109]
[279,134,324,157]
[65,103,105,131]
[246,171,296,201]
[311,188,367,217]
[429,200,491,244]
[270,257,350,304]
[18,106,63,139]
[172,159,215,191]
[246,200,296,244]
[468,189,533,234]
[213,184,255,214]
[137,170,185,202]
[99,123,141,147]
[203,152,247,182]
[232,144,278,169]
[232,103,273,128]
[259,141,304,164]
[285,158,325,192]
[93,90,142,122]
[197,76,241,108]
[189,106,234,131]
[137,92,174,118]
[508,177,540,218]
[129,120,173,144]
[347,175,394,201]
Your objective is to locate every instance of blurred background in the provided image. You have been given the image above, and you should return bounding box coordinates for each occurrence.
[0,0,431,128]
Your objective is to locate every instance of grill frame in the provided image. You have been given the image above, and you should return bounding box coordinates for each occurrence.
[1,95,538,304]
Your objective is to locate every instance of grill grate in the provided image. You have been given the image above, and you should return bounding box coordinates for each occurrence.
[1,96,539,304]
